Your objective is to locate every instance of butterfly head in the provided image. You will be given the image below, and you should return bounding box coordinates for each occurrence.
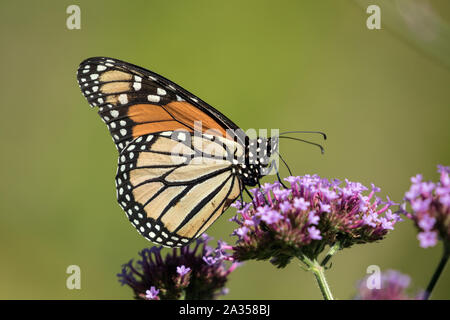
[236,136,279,186]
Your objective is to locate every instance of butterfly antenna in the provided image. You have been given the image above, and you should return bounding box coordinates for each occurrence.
[279,136,325,154]
[280,131,327,140]
[275,150,293,176]
[276,171,287,188]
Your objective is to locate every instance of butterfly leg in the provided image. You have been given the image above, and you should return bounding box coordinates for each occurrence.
[237,178,245,209]
[244,187,254,200]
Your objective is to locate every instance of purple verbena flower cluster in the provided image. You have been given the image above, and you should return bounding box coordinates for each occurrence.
[354,270,423,300]
[229,175,401,267]
[403,165,450,248]
[117,234,240,300]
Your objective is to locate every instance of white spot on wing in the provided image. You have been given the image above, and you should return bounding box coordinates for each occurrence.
[147,95,160,103]
[118,94,128,105]
[177,132,187,141]
[133,82,141,91]
[157,88,166,96]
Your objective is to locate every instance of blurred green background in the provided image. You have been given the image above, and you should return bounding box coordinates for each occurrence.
[0,0,449,299]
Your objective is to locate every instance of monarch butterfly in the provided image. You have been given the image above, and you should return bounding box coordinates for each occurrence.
[77,57,324,247]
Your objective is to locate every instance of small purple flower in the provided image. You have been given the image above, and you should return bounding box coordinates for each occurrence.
[261,182,274,193]
[440,193,450,207]
[321,188,338,201]
[370,183,381,193]
[405,185,421,201]
[417,215,436,232]
[417,231,438,248]
[176,265,191,276]
[293,197,309,211]
[145,286,160,300]
[234,226,249,239]
[362,212,377,228]
[273,188,291,201]
[403,165,450,249]
[202,255,218,266]
[255,205,271,218]
[308,226,322,240]
[260,210,283,224]
[308,211,320,225]
[320,203,331,213]
[380,217,395,231]
[411,198,431,213]
[284,176,299,185]
[411,174,422,184]
[279,201,292,213]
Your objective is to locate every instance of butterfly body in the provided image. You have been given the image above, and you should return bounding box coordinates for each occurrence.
[77,57,277,246]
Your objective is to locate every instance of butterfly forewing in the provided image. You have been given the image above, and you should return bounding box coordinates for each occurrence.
[77,57,241,153]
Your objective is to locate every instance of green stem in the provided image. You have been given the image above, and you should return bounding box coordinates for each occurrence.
[423,243,449,300]
[300,256,334,300]
[321,242,341,267]
[312,262,334,300]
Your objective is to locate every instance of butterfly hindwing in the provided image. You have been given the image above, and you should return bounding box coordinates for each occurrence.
[116,131,242,246]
